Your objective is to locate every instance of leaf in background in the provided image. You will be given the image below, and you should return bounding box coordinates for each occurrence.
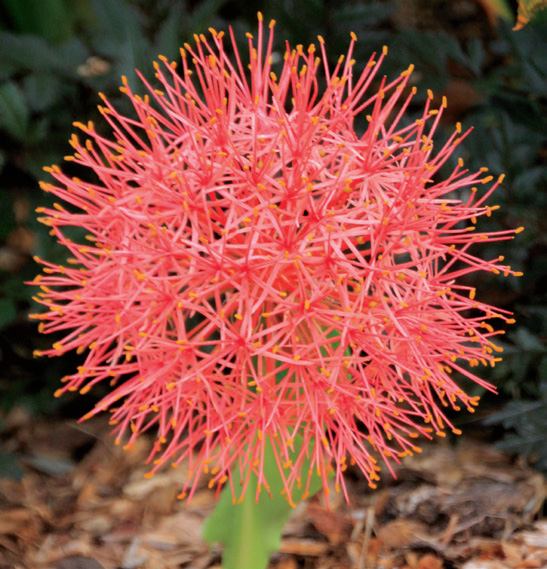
[22,73,62,112]
[515,0,547,29]
[55,37,91,78]
[91,0,143,47]
[0,298,17,330]
[1,0,74,44]
[477,0,514,23]
[485,400,544,427]
[465,37,486,76]
[512,327,546,352]
[187,0,228,36]
[0,32,70,77]
[90,0,153,91]
[202,434,324,569]
[0,81,29,142]
[393,30,457,91]
[498,20,547,92]
[331,1,394,54]
[22,145,67,180]
[0,450,24,480]
[154,8,182,61]
[332,1,395,27]
[484,387,547,471]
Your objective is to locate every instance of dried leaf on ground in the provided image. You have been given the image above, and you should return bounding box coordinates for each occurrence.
[0,413,544,569]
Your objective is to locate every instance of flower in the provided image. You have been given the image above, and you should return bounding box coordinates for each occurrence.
[31,16,522,503]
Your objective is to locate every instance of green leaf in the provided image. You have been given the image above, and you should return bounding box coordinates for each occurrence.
[91,0,142,47]
[22,73,62,112]
[55,37,90,77]
[0,32,70,77]
[1,0,74,44]
[202,434,324,569]
[90,0,153,91]
[512,327,545,352]
[154,9,182,61]
[515,0,547,29]
[0,450,24,480]
[0,299,17,330]
[187,0,228,35]
[0,81,29,141]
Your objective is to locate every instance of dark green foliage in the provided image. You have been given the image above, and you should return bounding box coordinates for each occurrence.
[0,0,91,45]
[484,384,547,470]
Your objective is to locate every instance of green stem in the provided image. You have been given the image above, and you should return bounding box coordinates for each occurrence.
[203,333,344,568]
[202,434,323,569]
[2,0,75,44]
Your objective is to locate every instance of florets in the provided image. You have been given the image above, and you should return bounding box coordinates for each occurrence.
[31,19,521,502]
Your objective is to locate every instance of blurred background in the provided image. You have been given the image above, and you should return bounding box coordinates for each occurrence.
[0,0,545,477]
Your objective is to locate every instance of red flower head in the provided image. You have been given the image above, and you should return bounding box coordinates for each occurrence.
[31,17,522,502]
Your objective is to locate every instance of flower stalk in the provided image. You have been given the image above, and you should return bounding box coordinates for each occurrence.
[203,431,323,569]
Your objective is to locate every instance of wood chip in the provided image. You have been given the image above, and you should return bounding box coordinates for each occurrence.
[279,538,330,556]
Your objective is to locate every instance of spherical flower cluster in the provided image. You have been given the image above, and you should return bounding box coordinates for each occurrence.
[31,17,521,502]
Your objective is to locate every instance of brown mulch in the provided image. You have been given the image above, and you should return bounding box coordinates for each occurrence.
[0,408,545,569]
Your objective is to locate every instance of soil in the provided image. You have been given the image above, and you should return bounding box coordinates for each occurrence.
[0,408,544,569]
